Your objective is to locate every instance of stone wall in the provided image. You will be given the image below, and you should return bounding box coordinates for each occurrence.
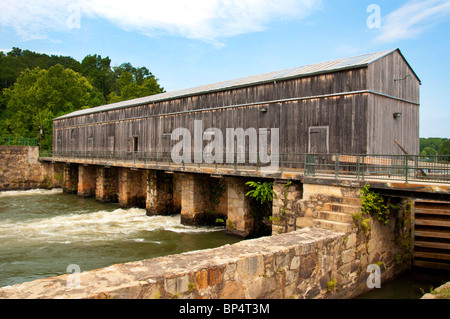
[280,182,413,293]
[118,168,146,208]
[0,146,47,191]
[272,181,303,235]
[0,227,384,299]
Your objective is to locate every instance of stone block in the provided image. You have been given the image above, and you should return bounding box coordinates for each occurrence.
[208,267,224,286]
[195,270,209,290]
[219,281,245,299]
[236,255,264,279]
[296,217,313,228]
[299,254,318,279]
[164,274,189,295]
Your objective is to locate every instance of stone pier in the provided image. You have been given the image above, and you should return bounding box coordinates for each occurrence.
[226,177,254,238]
[272,181,303,235]
[179,174,228,226]
[180,174,204,225]
[63,164,78,194]
[118,168,146,208]
[146,170,174,216]
[41,161,64,188]
[95,167,118,203]
[77,165,97,197]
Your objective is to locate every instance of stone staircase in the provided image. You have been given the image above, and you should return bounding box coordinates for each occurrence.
[313,196,361,233]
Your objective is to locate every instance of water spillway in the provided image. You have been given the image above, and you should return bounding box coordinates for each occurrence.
[0,189,241,288]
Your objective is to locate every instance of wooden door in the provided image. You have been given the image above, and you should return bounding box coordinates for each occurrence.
[308,126,329,154]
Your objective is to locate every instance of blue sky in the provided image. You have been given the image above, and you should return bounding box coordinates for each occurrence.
[0,0,449,138]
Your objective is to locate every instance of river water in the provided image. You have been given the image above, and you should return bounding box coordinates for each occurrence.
[0,189,242,288]
[1,189,448,298]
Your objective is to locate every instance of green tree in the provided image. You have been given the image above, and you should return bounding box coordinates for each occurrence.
[420,147,437,156]
[420,137,448,154]
[107,70,164,103]
[438,140,450,161]
[2,64,104,149]
[80,54,114,99]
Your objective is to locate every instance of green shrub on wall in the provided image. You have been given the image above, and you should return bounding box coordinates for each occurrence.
[360,185,399,225]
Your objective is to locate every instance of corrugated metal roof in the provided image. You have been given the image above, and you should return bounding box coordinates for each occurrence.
[56,49,399,120]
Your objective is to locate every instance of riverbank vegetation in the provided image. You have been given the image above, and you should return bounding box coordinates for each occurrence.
[420,137,450,159]
[0,47,164,149]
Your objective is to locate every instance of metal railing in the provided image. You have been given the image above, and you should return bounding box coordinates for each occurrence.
[0,137,38,146]
[38,150,450,184]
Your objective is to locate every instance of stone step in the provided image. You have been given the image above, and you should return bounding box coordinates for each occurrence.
[323,203,361,214]
[329,196,361,206]
[318,211,354,223]
[313,219,353,233]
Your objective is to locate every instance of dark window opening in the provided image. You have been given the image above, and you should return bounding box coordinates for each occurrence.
[133,136,139,152]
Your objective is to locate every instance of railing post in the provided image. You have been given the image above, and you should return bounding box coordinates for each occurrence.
[335,154,339,179]
[356,155,360,180]
[415,155,419,179]
[361,155,365,180]
[280,154,283,174]
[304,154,308,176]
[405,155,409,183]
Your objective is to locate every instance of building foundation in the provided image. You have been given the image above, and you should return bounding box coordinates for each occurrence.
[77,165,97,197]
[95,167,118,203]
[146,170,174,216]
[63,164,78,194]
[226,177,254,238]
[118,168,146,208]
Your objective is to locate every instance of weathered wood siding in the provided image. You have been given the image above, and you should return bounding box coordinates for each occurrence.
[54,68,369,156]
[366,95,420,155]
[53,50,420,158]
[367,50,420,103]
[366,50,420,155]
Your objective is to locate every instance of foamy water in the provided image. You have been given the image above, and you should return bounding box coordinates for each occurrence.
[0,207,222,244]
[0,188,63,197]
[0,189,240,287]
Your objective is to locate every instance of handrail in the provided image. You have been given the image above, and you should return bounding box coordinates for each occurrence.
[0,137,38,146]
[38,150,450,184]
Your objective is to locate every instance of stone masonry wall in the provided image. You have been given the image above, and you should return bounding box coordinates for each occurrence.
[283,182,413,293]
[0,227,376,299]
[272,181,303,235]
[0,146,46,191]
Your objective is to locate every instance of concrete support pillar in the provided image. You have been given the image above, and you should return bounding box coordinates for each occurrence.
[180,174,199,225]
[173,173,182,215]
[118,168,146,208]
[146,170,174,216]
[272,181,303,235]
[95,167,118,203]
[63,164,78,194]
[180,174,227,226]
[77,165,97,197]
[41,162,64,188]
[226,177,254,238]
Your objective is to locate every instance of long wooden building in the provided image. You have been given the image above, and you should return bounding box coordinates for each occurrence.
[53,48,420,161]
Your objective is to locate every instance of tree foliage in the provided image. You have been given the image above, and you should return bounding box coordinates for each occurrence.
[0,47,165,149]
[2,65,104,149]
[438,140,450,161]
[420,137,449,156]
[245,181,275,207]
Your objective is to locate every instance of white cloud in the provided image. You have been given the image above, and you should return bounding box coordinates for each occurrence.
[375,0,450,43]
[0,0,321,45]
[0,0,73,41]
